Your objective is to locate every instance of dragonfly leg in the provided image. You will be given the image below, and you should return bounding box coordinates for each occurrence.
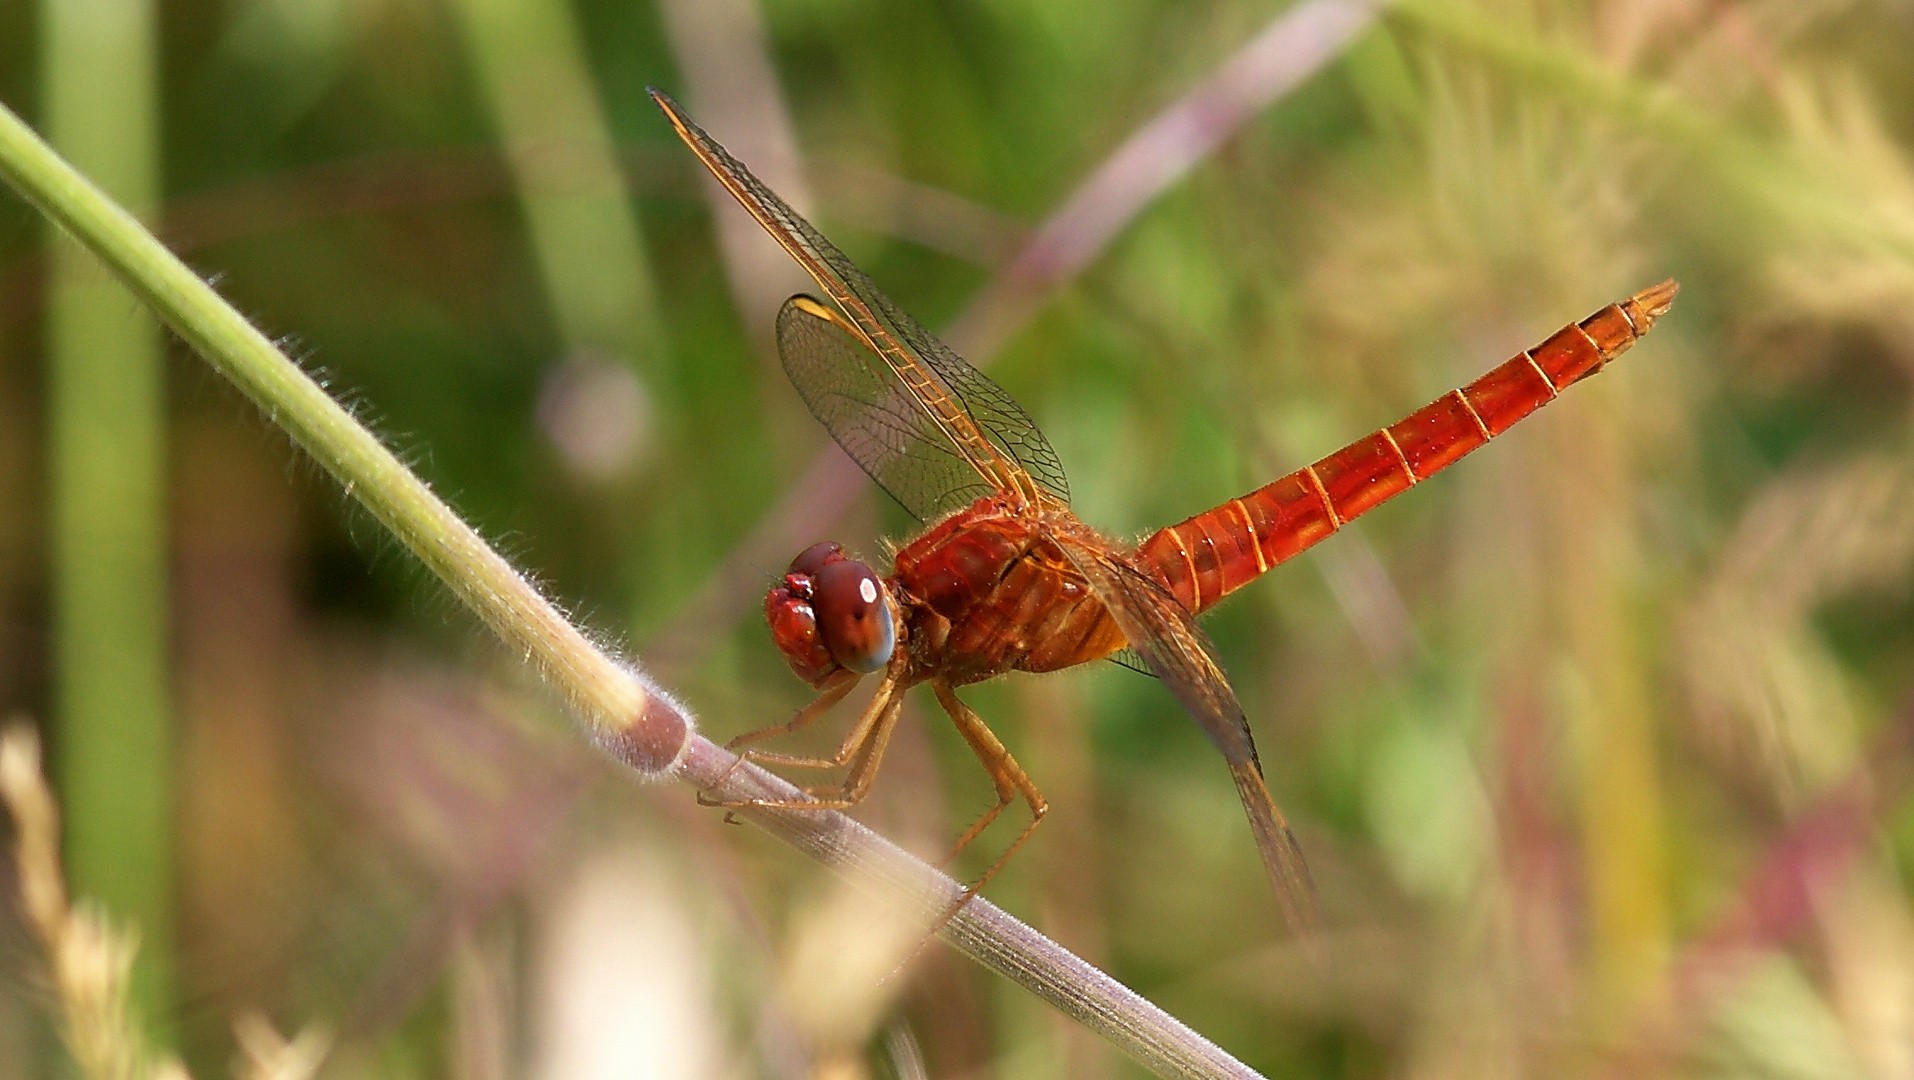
[738,673,896,771]
[723,668,860,756]
[931,680,1048,894]
[793,691,905,804]
[698,675,900,809]
[860,682,1047,972]
[701,692,904,812]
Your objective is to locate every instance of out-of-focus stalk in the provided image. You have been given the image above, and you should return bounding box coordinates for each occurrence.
[1,724,191,1080]
[654,0,819,470]
[0,96,1271,1080]
[654,0,815,350]
[0,97,672,774]
[944,0,1382,362]
[42,0,173,1039]
[447,0,664,365]
[1549,394,1670,1009]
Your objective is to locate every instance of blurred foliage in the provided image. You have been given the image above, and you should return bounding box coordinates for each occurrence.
[6,0,1914,1078]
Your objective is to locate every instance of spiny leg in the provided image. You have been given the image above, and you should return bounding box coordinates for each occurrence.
[700,661,898,806]
[868,682,1049,974]
[701,645,910,810]
[739,673,896,771]
[794,691,905,804]
[705,692,905,812]
[724,667,859,754]
[699,670,874,806]
[932,680,1048,900]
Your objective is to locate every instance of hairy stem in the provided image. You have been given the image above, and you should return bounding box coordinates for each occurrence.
[0,97,671,766]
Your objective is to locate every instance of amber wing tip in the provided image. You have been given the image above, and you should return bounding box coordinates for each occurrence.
[648,87,694,132]
[1626,278,1679,334]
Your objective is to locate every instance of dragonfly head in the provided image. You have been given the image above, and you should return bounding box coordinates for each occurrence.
[766,541,896,686]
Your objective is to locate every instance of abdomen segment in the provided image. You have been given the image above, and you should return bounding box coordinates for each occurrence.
[1138,280,1678,614]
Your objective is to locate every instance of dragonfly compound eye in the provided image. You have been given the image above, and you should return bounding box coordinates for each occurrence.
[765,578,836,686]
[813,559,895,674]
[788,540,845,579]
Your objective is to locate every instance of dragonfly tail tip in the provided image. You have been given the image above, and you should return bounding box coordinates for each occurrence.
[1625,278,1680,336]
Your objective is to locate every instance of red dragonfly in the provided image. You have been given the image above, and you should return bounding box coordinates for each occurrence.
[653,89,1675,945]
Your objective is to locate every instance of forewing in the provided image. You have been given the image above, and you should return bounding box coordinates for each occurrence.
[894,320,1070,517]
[777,297,1000,519]
[651,89,1068,521]
[1055,537,1323,952]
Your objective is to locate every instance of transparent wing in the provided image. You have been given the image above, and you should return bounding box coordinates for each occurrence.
[777,297,1001,520]
[652,88,1068,522]
[1055,536,1323,953]
[879,308,1071,521]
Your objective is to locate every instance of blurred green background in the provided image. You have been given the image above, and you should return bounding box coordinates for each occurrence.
[4,0,1914,1077]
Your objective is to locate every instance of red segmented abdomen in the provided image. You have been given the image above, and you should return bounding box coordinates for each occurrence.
[1137,280,1678,614]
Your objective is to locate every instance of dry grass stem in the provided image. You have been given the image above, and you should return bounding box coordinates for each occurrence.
[2,724,331,1080]
[231,1013,332,1080]
[0,723,190,1080]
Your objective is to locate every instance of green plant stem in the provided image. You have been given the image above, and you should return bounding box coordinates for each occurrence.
[449,0,665,360]
[0,101,654,754]
[42,0,174,1038]
[0,97,1270,1080]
